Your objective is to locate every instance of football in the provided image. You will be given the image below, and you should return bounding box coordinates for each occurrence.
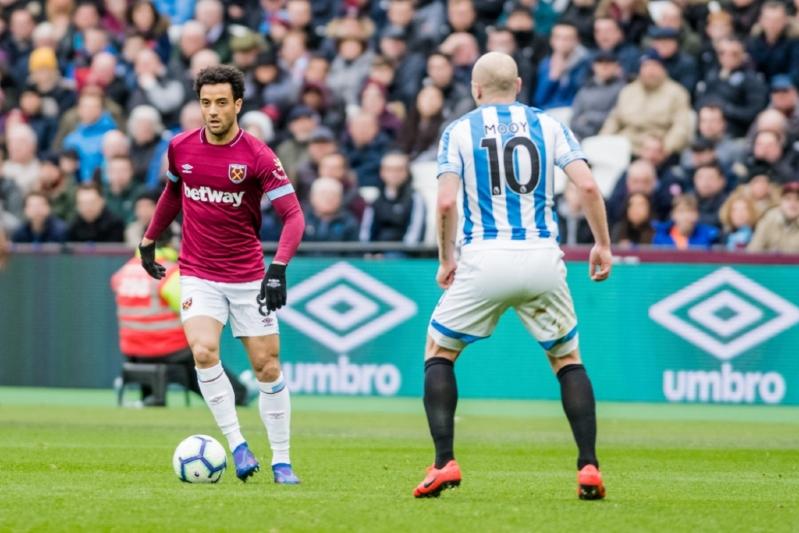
[172,435,227,483]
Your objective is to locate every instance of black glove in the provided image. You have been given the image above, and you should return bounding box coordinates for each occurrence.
[139,242,166,279]
[258,263,287,312]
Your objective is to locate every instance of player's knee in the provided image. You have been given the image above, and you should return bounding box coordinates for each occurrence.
[548,349,582,373]
[425,336,459,362]
[252,347,281,382]
[191,342,220,368]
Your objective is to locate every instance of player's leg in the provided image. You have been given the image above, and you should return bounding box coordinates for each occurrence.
[228,279,299,484]
[180,276,259,481]
[415,251,503,497]
[239,334,299,484]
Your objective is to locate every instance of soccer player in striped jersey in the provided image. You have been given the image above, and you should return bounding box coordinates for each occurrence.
[414,52,612,500]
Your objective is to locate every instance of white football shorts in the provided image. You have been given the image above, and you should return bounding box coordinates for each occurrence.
[428,242,579,357]
[179,276,279,338]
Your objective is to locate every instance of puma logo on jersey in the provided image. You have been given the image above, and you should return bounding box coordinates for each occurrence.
[183,183,245,207]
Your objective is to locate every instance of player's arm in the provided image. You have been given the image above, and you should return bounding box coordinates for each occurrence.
[140,145,182,279]
[435,121,463,290]
[564,160,612,281]
[437,172,460,289]
[258,152,306,312]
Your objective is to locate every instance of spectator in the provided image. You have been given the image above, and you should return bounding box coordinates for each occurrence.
[691,162,729,228]
[37,155,76,222]
[560,0,599,47]
[280,31,311,87]
[11,192,67,244]
[698,10,735,74]
[0,223,11,267]
[594,0,651,45]
[295,126,338,203]
[533,22,589,110]
[398,85,446,162]
[128,105,172,188]
[240,111,275,145]
[592,16,643,77]
[86,52,129,109]
[276,105,318,184]
[747,129,798,184]
[104,156,147,223]
[728,0,762,38]
[194,0,232,63]
[3,124,41,196]
[424,51,474,123]
[27,46,77,122]
[570,51,625,140]
[719,191,757,250]
[94,130,132,184]
[62,91,118,183]
[655,1,702,57]
[342,112,391,188]
[125,190,161,248]
[445,0,487,47]
[747,2,799,86]
[0,153,24,223]
[607,159,658,223]
[653,194,719,249]
[230,31,269,110]
[178,101,205,132]
[18,86,58,156]
[503,5,549,69]
[127,0,172,65]
[683,103,746,170]
[647,26,698,93]
[670,137,730,198]
[128,48,186,127]
[695,37,769,138]
[557,181,594,245]
[359,81,403,140]
[438,32,481,86]
[168,20,207,80]
[486,26,536,104]
[768,75,799,139]
[303,177,360,242]
[737,164,782,219]
[611,192,655,247]
[383,0,423,52]
[377,25,426,107]
[327,18,375,106]
[67,183,125,242]
[252,49,299,120]
[317,152,367,220]
[5,8,36,87]
[748,181,799,253]
[601,50,693,157]
[360,152,426,243]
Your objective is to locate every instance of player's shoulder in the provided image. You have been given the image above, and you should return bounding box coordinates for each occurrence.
[169,128,202,151]
[237,129,277,159]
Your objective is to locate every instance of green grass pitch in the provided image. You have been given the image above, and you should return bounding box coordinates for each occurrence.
[1,388,797,532]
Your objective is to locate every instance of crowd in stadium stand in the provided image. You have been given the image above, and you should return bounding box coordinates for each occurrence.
[0,0,798,255]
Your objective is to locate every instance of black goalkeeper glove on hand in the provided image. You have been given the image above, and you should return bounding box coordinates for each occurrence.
[259,263,287,312]
[139,242,166,280]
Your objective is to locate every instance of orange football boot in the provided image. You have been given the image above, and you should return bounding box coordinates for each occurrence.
[577,464,606,500]
[413,460,462,498]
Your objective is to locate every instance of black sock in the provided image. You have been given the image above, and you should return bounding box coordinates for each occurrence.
[557,364,598,470]
[424,357,458,469]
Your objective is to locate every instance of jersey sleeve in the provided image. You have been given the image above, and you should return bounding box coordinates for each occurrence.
[165,142,181,183]
[256,146,296,202]
[553,121,587,170]
[437,120,462,178]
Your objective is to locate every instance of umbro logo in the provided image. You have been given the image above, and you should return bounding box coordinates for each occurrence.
[182,163,193,173]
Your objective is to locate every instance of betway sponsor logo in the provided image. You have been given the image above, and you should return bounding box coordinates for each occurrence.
[663,363,785,404]
[183,183,244,207]
[282,355,401,396]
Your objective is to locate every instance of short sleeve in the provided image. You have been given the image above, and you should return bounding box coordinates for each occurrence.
[165,142,181,183]
[437,120,462,178]
[257,146,296,201]
[553,121,587,170]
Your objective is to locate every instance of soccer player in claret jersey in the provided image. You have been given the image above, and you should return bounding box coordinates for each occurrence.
[139,65,305,484]
[414,52,613,500]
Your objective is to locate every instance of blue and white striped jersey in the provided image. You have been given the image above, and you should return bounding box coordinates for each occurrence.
[437,103,586,245]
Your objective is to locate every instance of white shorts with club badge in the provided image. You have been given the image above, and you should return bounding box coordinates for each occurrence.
[428,242,579,357]
[179,276,279,338]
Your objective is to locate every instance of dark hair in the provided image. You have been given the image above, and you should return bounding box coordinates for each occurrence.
[194,65,245,101]
[673,193,698,211]
[694,161,723,176]
[77,182,102,196]
[134,189,161,204]
[24,191,50,207]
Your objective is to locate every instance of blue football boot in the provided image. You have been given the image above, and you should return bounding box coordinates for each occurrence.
[272,463,300,484]
[233,442,260,481]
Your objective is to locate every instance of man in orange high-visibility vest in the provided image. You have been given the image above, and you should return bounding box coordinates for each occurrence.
[111,242,248,406]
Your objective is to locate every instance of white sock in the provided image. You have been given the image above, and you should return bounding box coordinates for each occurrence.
[196,363,246,452]
[258,373,291,465]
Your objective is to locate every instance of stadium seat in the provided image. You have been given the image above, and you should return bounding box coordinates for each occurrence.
[580,135,632,198]
[117,362,192,407]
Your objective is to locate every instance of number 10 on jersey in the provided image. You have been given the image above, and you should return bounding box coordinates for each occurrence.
[480,136,541,196]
